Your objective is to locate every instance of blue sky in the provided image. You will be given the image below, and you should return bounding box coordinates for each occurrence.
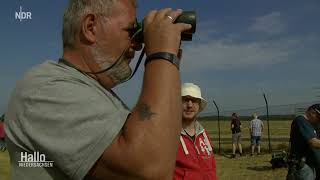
[1,0,320,115]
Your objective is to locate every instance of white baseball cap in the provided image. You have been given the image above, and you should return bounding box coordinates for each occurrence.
[181,83,208,112]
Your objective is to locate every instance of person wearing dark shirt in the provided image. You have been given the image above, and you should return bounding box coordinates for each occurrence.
[287,104,320,180]
[231,112,242,158]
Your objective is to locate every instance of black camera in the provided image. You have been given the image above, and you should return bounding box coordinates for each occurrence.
[132,11,196,43]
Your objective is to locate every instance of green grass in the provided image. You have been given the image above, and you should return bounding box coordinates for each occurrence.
[0,151,10,180]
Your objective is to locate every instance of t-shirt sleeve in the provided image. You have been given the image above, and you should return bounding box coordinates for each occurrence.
[13,79,129,179]
[295,117,316,141]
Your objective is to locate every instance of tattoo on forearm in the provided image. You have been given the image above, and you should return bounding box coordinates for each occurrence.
[137,103,157,121]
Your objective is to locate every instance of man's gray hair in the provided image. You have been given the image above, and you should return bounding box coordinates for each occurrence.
[62,0,116,48]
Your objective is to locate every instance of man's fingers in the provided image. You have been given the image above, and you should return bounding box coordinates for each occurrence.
[154,8,172,21]
[175,23,192,33]
[144,10,157,26]
[165,9,182,23]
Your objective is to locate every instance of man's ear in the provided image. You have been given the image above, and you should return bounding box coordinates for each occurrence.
[81,13,97,44]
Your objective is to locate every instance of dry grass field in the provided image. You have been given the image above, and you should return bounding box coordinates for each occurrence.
[0,119,291,180]
[203,119,290,180]
[215,153,287,180]
[201,119,292,152]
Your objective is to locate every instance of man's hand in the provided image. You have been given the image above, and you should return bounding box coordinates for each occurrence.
[143,8,192,56]
[308,138,320,148]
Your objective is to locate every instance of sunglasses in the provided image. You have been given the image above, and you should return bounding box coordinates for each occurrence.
[182,96,201,104]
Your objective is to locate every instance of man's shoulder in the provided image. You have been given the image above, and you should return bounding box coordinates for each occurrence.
[18,60,103,95]
[24,60,85,83]
[251,119,258,123]
[293,115,316,134]
[293,115,308,126]
[27,60,66,73]
[294,115,306,121]
[254,119,262,123]
[10,60,123,111]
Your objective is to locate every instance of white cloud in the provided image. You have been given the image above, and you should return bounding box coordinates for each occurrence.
[193,21,219,41]
[181,37,300,72]
[248,12,286,35]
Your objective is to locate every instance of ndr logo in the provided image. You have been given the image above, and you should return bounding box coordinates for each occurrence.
[15,6,32,21]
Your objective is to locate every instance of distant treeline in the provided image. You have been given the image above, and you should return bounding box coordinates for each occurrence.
[199,114,296,121]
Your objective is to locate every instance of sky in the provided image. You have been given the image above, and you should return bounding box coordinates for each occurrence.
[1,0,320,115]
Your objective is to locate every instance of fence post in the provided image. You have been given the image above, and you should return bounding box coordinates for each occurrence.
[212,99,221,153]
[263,93,272,153]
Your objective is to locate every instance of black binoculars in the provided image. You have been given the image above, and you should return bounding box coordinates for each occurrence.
[132,11,197,43]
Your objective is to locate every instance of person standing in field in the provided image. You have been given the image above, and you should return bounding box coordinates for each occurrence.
[249,113,264,156]
[173,83,217,180]
[230,112,242,158]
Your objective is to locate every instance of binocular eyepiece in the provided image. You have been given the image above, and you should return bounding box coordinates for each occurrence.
[132,11,196,43]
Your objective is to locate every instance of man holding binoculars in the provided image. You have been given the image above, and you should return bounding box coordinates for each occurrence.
[5,0,197,179]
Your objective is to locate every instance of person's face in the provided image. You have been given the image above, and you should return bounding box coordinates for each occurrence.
[182,96,201,121]
[91,0,141,87]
